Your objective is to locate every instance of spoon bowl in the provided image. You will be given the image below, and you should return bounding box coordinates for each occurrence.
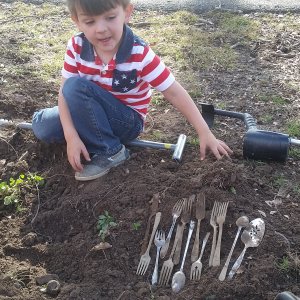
[242,218,265,248]
[171,271,185,293]
[236,215,249,228]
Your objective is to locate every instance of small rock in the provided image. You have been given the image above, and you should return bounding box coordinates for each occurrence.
[137,287,149,297]
[36,274,59,285]
[21,232,38,246]
[70,287,81,298]
[13,282,23,289]
[107,269,124,278]
[46,280,61,296]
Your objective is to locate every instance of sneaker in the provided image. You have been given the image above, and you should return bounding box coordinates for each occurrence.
[75,145,129,181]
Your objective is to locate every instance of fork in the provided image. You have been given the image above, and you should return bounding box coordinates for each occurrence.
[160,199,184,259]
[151,229,166,285]
[212,201,229,267]
[136,212,161,275]
[158,235,179,285]
[208,201,218,266]
[173,195,194,265]
[191,192,206,262]
[190,232,210,280]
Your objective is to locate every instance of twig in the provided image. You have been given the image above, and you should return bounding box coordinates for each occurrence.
[0,136,18,158]
[116,291,126,300]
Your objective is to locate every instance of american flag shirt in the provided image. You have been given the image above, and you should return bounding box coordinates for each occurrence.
[62,25,175,120]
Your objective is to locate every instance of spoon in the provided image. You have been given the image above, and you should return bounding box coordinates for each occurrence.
[171,220,195,293]
[218,216,249,281]
[228,218,265,280]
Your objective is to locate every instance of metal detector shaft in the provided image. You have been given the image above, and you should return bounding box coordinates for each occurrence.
[0,119,187,161]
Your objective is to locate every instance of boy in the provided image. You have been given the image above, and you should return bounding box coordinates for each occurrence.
[32,0,232,181]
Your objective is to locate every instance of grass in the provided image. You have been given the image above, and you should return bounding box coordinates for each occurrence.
[275,253,300,280]
[258,94,288,106]
[286,120,300,137]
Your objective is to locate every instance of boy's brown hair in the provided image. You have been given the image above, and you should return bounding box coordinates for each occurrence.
[67,0,131,18]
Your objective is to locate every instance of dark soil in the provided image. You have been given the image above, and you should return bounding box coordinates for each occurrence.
[0,3,300,300]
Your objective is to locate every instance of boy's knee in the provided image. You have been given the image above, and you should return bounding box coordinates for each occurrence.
[62,77,86,101]
[32,108,64,142]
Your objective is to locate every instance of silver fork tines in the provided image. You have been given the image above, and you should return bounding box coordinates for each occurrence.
[212,201,229,267]
[160,199,184,259]
[151,229,166,285]
[209,201,218,266]
[136,212,162,275]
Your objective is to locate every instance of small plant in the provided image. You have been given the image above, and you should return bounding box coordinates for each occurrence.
[0,173,44,211]
[97,211,117,242]
[276,256,291,273]
[229,186,237,195]
[132,221,141,231]
[189,137,199,146]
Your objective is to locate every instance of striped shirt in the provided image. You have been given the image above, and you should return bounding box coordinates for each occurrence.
[61,25,175,120]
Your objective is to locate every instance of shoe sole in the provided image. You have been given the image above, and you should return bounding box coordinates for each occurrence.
[75,154,129,181]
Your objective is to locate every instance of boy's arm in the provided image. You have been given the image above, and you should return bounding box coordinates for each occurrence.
[58,78,90,171]
[161,80,232,160]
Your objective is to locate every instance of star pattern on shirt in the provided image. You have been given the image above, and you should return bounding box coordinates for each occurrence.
[112,69,137,93]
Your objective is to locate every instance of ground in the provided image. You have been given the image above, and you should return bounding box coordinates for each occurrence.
[0,2,300,300]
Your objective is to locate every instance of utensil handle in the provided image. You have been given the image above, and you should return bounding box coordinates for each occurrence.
[228,245,247,279]
[180,221,195,271]
[212,223,224,266]
[219,227,241,281]
[173,223,184,265]
[209,225,217,266]
[151,247,160,285]
[191,219,201,262]
[160,218,176,258]
[145,212,161,254]
[199,232,210,260]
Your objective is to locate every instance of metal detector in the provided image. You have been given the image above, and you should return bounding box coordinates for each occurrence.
[0,119,187,162]
[200,103,300,162]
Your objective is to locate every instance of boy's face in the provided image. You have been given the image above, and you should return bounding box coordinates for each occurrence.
[72,4,133,58]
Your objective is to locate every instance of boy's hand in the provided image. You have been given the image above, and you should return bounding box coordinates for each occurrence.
[199,131,233,161]
[66,136,90,171]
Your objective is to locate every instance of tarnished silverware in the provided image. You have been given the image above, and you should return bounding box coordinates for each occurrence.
[209,201,218,266]
[191,192,206,262]
[228,218,265,279]
[151,229,165,285]
[160,199,184,259]
[212,201,229,266]
[173,195,194,265]
[158,235,178,286]
[218,216,249,281]
[140,194,160,255]
[171,220,195,293]
[136,212,161,275]
[190,232,210,280]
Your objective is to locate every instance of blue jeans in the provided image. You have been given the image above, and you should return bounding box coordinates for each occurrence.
[32,77,143,155]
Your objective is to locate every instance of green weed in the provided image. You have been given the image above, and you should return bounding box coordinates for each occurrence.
[97,211,117,242]
[189,137,199,146]
[276,256,291,273]
[275,253,300,278]
[272,175,287,188]
[132,221,141,231]
[0,173,44,211]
